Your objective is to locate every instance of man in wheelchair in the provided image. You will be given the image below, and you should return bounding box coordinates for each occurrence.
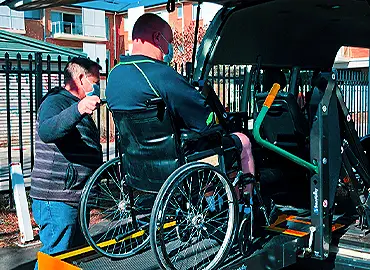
[106,13,256,215]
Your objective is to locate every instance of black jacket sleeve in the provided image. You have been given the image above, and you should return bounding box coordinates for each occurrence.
[38,95,84,143]
[158,68,214,133]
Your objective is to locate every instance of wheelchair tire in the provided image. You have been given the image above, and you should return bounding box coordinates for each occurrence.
[238,214,253,256]
[150,162,238,270]
[79,156,151,259]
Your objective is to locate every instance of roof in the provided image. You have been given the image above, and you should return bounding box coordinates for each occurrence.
[0,30,86,61]
[73,0,167,12]
[4,0,170,12]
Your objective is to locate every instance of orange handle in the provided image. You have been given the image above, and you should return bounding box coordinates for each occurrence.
[263,83,281,108]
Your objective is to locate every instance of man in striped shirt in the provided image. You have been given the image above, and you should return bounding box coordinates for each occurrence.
[30,57,103,269]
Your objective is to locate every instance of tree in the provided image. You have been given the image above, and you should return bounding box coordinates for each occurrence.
[172,22,208,69]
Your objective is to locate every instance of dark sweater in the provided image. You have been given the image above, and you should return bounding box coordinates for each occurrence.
[107,55,213,133]
[30,88,103,203]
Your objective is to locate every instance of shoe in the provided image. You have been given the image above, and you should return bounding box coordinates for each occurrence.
[205,194,224,213]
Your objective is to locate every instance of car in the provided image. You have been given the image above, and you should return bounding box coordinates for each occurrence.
[6,0,370,269]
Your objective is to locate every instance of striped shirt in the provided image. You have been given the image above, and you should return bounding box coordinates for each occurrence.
[30,88,103,203]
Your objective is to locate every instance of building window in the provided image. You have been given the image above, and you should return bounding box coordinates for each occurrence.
[0,6,25,31]
[51,11,82,35]
[82,8,106,38]
[192,4,203,20]
[24,10,41,20]
[105,17,109,39]
[177,5,183,19]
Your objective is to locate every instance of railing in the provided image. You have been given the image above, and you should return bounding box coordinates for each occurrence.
[51,21,83,36]
[0,54,369,209]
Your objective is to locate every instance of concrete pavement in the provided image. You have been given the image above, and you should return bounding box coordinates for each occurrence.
[0,144,117,192]
[0,245,40,270]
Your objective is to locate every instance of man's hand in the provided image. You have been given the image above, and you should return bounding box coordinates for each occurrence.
[78,96,101,115]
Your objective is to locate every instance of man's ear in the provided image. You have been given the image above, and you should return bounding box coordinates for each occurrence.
[152,31,161,46]
[78,73,84,85]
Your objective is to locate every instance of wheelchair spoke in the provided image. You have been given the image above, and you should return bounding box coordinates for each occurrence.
[98,182,119,204]
[95,209,122,244]
[80,158,150,259]
[151,164,237,270]
[106,169,123,193]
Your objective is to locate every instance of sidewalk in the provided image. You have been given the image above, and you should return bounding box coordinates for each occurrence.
[0,144,117,192]
[0,245,40,270]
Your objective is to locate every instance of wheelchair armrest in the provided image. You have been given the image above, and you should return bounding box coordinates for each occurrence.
[180,125,224,142]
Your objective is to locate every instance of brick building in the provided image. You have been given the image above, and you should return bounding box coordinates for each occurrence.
[0,2,368,70]
[0,1,221,66]
[0,5,123,70]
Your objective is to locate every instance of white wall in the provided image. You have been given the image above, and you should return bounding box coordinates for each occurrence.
[0,6,24,31]
[83,43,107,72]
[127,6,145,41]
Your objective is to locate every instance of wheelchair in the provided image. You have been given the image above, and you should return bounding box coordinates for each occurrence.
[78,82,272,270]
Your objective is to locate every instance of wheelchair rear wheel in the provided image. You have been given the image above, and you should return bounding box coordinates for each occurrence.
[150,162,238,270]
[79,157,151,259]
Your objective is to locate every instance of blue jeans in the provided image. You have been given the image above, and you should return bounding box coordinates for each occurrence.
[32,199,87,270]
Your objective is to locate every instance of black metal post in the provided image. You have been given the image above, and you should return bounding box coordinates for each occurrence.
[106,106,110,161]
[97,104,101,138]
[46,55,51,92]
[28,54,34,169]
[368,55,370,135]
[222,65,225,106]
[113,58,119,157]
[17,53,23,171]
[191,1,201,78]
[240,66,251,113]
[5,53,13,208]
[217,65,220,96]
[310,72,337,260]
[58,55,62,88]
[35,52,43,111]
[289,66,300,96]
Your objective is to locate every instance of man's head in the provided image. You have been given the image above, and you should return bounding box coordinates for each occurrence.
[131,13,173,62]
[64,57,102,99]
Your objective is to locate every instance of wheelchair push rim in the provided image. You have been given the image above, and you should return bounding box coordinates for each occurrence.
[79,156,151,259]
[150,162,238,270]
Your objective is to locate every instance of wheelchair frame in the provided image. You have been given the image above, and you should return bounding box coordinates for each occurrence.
[78,90,271,270]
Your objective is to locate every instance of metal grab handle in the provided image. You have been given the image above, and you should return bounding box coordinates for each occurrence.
[263,83,281,108]
[252,84,319,173]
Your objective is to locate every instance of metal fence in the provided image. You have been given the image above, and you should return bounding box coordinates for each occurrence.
[338,69,369,137]
[0,53,369,207]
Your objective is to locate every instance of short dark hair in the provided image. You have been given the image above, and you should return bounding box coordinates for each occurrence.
[64,57,102,84]
[132,13,167,40]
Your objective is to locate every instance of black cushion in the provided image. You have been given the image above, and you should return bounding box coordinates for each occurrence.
[256,92,309,150]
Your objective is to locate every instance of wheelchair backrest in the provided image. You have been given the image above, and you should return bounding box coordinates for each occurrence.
[112,104,182,193]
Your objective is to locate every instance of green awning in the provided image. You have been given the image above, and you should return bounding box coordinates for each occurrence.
[0,30,86,62]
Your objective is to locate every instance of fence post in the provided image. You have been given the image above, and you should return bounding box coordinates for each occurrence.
[368,55,370,135]
[16,53,24,172]
[5,53,14,208]
[35,52,43,111]
[240,66,251,112]
[28,54,34,169]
